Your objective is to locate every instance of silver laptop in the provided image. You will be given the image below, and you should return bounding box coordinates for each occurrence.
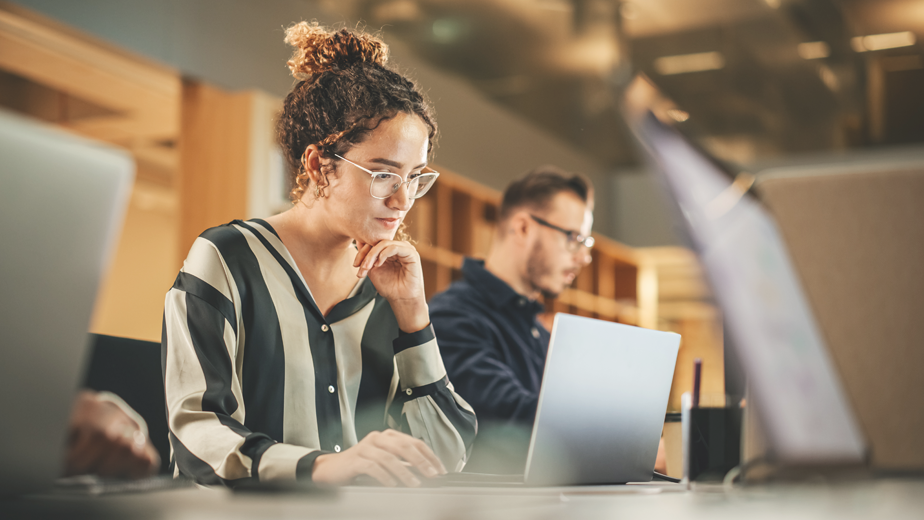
[522,314,680,485]
[622,75,866,466]
[0,109,134,497]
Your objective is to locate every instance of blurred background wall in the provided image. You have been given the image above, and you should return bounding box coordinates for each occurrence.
[6,0,614,235]
[12,0,924,248]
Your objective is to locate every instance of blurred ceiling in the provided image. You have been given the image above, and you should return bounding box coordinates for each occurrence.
[330,0,924,169]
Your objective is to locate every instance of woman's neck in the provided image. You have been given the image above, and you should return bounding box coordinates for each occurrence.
[269,203,355,275]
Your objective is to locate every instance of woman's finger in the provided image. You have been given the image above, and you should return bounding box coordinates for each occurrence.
[376,430,444,477]
[353,242,373,268]
[412,436,447,474]
[357,459,397,487]
[360,444,421,487]
[361,241,399,272]
[368,242,416,269]
[362,247,382,270]
[374,245,398,268]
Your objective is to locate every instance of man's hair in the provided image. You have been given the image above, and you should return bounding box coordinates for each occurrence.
[498,166,593,222]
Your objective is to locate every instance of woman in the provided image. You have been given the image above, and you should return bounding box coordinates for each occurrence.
[162,22,476,487]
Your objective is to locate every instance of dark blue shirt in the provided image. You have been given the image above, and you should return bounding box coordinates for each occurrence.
[430,258,550,471]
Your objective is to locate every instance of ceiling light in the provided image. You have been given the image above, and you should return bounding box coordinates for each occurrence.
[851,31,917,52]
[619,2,639,20]
[432,18,468,44]
[764,0,781,8]
[666,109,689,122]
[371,0,422,23]
[818,65,840,91]
[653,52,725,75]
[797,41,830,60]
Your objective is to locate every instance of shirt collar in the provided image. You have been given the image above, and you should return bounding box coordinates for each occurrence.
[461,257,545,315]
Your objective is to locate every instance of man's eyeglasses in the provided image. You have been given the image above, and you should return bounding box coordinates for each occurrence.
[530,215,595,251]
[335,154,439,200]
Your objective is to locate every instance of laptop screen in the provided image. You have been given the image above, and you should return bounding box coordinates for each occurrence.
[0,109,134,495]
[622,77,866,464]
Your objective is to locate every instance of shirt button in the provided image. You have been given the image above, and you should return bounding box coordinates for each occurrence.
[531,327,540,339]
[321,324,329,332]
[328,385,335,394]
[334,445,341,453]
[405,388,413,396]
[518,298,526,307]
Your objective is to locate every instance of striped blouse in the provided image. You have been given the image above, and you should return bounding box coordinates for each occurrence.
[162,219,477,486]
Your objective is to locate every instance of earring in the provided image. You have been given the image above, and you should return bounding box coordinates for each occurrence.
[314,174,330,199]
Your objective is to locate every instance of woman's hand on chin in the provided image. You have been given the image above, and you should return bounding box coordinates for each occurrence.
[353,240,429,333]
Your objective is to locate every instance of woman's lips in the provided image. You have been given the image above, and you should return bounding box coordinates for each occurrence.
[377,218,400,229]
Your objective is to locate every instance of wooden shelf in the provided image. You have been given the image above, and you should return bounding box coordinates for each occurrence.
[635,247,723,412]
[406,166,643,325]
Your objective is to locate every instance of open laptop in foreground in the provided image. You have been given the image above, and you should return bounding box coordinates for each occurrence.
[621,75,867,473]
[431,313,680,487]
[0,109,133,497]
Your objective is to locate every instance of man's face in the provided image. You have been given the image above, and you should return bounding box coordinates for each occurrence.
[524,192,594,298]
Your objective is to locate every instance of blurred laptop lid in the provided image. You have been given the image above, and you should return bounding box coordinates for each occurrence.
[524,314,680,485]
[621,75,866,465]
[0,109,134,496]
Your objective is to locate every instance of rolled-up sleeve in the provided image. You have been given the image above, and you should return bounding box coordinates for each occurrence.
[389,325,477,472]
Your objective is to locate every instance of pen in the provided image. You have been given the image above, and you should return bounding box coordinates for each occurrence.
[692,358,702,408]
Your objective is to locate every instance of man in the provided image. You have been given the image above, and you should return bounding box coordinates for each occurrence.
[429,166,594,472]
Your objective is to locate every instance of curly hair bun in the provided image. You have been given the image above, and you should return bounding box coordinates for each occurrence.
[284,21,389,79]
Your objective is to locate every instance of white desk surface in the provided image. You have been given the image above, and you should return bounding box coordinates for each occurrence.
[4,479,923,520]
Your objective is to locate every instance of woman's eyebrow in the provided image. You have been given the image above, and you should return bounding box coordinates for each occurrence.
[368,158,428,170]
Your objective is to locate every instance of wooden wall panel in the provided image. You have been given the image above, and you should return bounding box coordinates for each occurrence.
[90,180,179,341]
[178,81,252,259]
[0,4,184,341]
[0,4,180,143]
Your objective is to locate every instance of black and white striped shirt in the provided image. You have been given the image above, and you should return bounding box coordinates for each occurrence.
[162,219,477,485]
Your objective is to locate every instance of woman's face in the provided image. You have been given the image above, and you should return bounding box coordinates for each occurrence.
[316,111,430,245]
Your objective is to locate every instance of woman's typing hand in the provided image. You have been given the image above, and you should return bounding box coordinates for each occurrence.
[311,429,447,487]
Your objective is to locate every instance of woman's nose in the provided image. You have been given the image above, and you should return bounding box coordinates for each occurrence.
[387,182,413,211]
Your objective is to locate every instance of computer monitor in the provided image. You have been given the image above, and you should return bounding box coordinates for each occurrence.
[621,76,866,465]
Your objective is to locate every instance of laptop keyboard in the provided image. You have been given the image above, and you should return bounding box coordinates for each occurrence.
[54,474,194,495]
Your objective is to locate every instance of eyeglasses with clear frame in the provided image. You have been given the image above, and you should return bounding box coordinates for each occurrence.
[530,214,595,251]
[334,154,440,200]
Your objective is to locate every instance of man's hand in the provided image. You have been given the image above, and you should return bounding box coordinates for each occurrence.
[312,429,447,487]
[64,391,160,479]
